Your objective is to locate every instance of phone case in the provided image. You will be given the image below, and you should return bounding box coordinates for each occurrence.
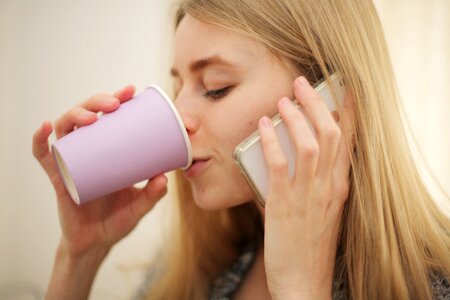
[233,73,345,207]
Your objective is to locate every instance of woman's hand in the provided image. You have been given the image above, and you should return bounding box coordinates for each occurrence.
[32,85,168,259]
[260,76,354,299]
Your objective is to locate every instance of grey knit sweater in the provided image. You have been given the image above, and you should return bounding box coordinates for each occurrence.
[135,244,450,300]
[208,244,450,299]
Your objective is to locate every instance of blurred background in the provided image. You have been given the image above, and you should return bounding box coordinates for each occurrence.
[0,0,449,299]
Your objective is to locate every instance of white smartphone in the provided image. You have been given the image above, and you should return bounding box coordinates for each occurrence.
[233,73,346,207]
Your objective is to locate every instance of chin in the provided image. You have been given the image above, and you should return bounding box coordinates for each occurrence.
[192,187,252,211]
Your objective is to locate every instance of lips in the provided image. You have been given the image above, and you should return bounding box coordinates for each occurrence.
[185,157,211,177]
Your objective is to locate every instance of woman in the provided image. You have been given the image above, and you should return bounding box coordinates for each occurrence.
[33,0,450,299]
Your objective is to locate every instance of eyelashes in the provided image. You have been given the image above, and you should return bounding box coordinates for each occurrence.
[203,86,232,101]
[173,86,233,102]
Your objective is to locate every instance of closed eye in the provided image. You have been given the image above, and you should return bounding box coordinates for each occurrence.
[203,86,232,101]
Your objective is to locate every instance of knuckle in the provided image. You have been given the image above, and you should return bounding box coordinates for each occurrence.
[53,118,63,134]
[32,147,38,159]
[300,141,319,159]
[32,131,39,145]
[160,187,168,198]
[72,105,85,114]
[67,106,83,119]
[78,93,110,108]
[269,157,289,174]
[323,125,341,143]
[90,93,110,102]
[32,144,41,160]
[71,107,92,121]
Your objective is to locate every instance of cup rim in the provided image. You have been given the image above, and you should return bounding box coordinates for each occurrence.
[146,84,193,170]
[51,144,81,204]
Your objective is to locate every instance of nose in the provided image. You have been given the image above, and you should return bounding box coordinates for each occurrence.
[179,114,200,137]
[174,94,201,137]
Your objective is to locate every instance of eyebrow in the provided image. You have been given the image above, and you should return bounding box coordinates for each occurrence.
[170,55,238,77]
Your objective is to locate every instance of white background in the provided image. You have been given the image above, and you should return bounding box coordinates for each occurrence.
[1,0,449,299]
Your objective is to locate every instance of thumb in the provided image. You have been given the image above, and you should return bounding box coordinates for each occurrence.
[131,174,168,220]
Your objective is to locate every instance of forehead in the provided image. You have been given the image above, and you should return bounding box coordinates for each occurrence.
[173,15,268,69]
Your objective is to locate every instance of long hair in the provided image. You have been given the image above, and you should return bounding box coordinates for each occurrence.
[147,0,450,299]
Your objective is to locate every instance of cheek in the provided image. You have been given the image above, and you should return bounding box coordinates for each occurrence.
[232,118,259,144]
[208,108,260,151]
[210,80,293,151]
[221,108,268,148]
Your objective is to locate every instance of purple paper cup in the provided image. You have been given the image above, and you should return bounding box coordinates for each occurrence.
[51,85,192,205]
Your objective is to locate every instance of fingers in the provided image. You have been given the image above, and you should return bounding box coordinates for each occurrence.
[54,85,134,139]
[130,174,168,220]
[113,84,136,103]
[54,107,98,139]
[293,77,341,181]
[258,116,290,198]
[277,97,318,184]
[79,93,120,112]
[32,121,59,178]
[32,121,53,162]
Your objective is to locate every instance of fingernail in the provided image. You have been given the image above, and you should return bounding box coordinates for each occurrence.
[156,174,167,186]
[279,97,291,106]
[296,76,309,87]
[260,116,272,128]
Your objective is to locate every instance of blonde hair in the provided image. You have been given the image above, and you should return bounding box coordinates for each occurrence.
[147,0,450,299]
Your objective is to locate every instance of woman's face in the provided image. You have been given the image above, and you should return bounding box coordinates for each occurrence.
[172,15,297,210]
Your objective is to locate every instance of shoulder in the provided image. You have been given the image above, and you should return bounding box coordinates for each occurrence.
[430,272,450,300]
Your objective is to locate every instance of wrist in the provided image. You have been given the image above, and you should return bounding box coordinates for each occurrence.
[269,279,332,300]
[272,289,332,300]
[57,237,111,262]
[272,290,331,300]
[45,240,111,300]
